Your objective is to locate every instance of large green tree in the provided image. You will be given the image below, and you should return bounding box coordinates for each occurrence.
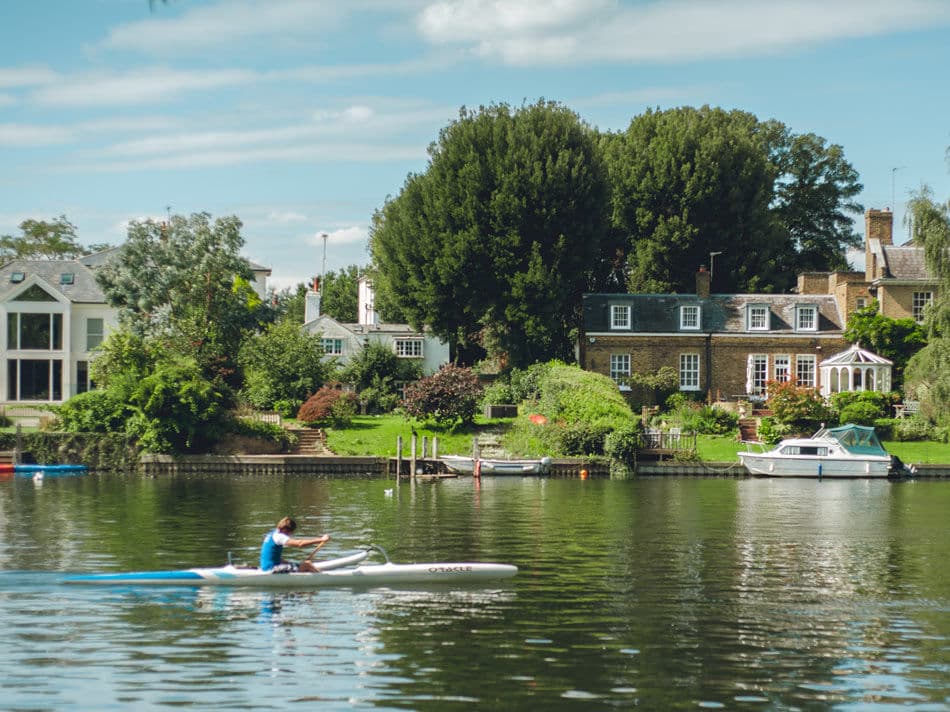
[843,300,926,387]
[319,264,360,322]
[95,212,262,387]
[603,106,863,294]
[0,215,109,261]
[370,100,612,367]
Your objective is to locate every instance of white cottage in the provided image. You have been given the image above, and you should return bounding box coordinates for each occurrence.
[302,276,449,375]
[818,343,893,396]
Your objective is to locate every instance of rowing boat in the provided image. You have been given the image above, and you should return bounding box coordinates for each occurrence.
[64,545,518,588]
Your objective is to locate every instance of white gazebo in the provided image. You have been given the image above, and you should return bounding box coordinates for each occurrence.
[819,344,893,396]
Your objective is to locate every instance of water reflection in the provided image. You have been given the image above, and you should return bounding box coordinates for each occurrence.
[0,475,948,709]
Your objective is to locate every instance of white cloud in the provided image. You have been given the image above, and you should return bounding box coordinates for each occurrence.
[417,0,950,65]
[98,0,344,55]
[0,66,60,88]
[0,124,74,147]
[268,210,309,224]
[29,67,256,107]
[316,225,368,246]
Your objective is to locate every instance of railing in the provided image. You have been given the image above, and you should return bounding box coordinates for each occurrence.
[239,411,282,426]
[640,429,696,453]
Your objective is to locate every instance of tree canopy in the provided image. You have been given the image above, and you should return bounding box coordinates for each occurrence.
[370,100,612,368]
[603,106,862,294]
[0,216,109,261]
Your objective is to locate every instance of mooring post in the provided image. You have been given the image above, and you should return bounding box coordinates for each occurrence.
[396,435,403,479]
[410,432,417,478]
[432,436,439,459]
[422,435,428,459]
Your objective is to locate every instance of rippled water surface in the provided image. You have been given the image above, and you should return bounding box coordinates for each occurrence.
[1,473,948,710]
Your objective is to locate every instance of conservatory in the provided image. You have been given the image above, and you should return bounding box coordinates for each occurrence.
[818,343,893,396]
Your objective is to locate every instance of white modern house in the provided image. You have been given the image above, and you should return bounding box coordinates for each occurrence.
[0,250,271,407]
[302,276,450,374]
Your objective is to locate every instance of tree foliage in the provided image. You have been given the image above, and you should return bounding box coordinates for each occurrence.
[603,106,862,294]
[0,216,93,261]
[238,319,330,417]
[340,341,422,414]
[297,386,358,427]
[906,186,950,335]
[95,212,261,387]
[765,380,833,432]
[371,100,612,367]
[320,265,361,322]
[844,300,926,386]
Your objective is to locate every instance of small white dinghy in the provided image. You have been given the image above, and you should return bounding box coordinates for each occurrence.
[64,545,518,588]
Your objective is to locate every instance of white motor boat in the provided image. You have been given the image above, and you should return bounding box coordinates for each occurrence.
[64,545,518,588]
[737,423,901,478]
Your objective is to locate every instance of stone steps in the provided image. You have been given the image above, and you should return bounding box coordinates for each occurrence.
[287,428,328,455]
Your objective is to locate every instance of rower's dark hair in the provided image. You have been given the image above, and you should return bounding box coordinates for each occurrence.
[277,516,297,532]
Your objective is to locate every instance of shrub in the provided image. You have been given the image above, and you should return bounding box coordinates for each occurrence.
[604,425,640,463]
[838,401,883,426]
[480,380,514,407]
[402,364,482,427]
[297,386,357,427]
[54,390,130,433]
[556,423,613,456]
[508,362,556,403]
[892,416,933,442]
[674,403,738,435]
[757,417,792,446]
[766,380,833,432]
[831,391,896,421]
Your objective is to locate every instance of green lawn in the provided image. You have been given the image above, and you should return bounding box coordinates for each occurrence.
[323,415,509,457]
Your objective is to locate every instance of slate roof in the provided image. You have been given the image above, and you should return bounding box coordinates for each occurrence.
[583,293,844,333]
[0,259,106,303]
[882,245,933,280]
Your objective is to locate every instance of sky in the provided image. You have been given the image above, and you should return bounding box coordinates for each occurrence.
[2,0,950,291]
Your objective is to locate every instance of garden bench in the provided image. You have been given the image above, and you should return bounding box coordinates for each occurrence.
[894,400,919,418]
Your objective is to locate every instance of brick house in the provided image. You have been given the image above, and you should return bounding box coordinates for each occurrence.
[579,268,849,402]
[578,208,932,403]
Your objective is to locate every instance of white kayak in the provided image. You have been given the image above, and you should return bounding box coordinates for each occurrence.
[64,545,518,588]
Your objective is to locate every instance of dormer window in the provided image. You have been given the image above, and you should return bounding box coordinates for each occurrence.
[747,304,770,331]
[796,305,817,331]
[680,305,700,330]
[610,305,631,330]
[10,272,24,283]
[60,273,74,285]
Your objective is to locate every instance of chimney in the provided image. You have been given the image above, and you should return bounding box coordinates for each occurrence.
[304,277,321,323]
[695,266,711,299]
[865,208,893,246]
[358,276,378,326]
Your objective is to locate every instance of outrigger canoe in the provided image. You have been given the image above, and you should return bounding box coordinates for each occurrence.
[0,463,87,476]
[64,545,517,588]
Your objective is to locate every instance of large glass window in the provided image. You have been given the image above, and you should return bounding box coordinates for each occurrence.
[7,313,62,350]
[7,359,62,401]
[680,353,700,391]
[610,305,631,329]
[796,355,816,387]
[610,353,630,386]
[749,354,768,395]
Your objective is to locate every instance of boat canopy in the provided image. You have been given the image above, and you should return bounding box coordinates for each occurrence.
[814,424,889,456]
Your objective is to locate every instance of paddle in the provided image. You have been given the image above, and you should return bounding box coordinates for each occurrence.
[304,536,330,563]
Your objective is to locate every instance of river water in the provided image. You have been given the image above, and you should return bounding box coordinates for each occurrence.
[0,472,947,710]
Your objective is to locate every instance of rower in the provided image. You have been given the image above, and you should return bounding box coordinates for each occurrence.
[260,516,330,573]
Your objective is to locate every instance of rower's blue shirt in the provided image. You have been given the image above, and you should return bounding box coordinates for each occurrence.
[260,528,290,571]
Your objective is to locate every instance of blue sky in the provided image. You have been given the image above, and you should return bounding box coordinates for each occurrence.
[2,0,950,290]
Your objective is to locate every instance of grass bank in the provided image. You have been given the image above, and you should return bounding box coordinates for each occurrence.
[325,418,950,465]
[324,415,509,457]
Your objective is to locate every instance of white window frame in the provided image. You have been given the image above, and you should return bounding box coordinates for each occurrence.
[912,291,933,323]
[796,354,816,388]
[86,318,104,352]
[610,304,631,330]
[321,338,343,356]
[679,353,700,391]
[747,305,770,331]
[747,354,768,396]
[774,354,790,382]
[609,353,631,389]
[679,305,700,331]
[855,297,867,310]
[394,339,423,358]
[796,305,818,332]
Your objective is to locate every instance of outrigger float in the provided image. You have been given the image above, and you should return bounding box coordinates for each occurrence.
[64,545,518,588]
